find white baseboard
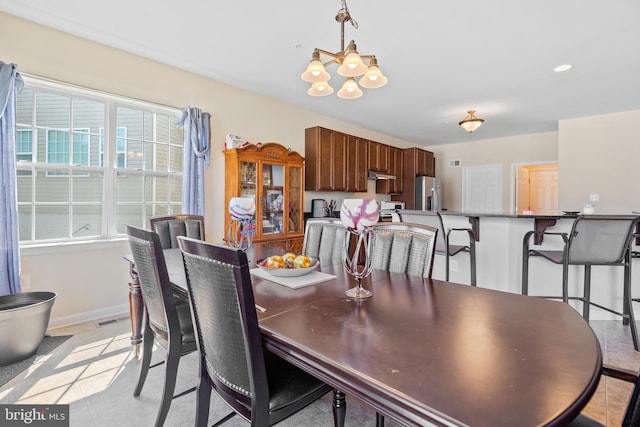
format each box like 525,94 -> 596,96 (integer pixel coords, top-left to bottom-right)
48,304 -> 130,330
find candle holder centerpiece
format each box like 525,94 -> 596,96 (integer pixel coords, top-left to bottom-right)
227,197 -> 256,250
340,199 -> 379,299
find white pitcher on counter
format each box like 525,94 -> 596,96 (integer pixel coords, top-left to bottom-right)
583,204 -> 596,214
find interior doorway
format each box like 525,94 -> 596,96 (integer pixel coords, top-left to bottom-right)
511,162 -> 559,214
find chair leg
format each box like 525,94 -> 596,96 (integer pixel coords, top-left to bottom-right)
194,376 -> 212,427
332,389 -> 346,427
154,344 -> 181,427
583,265 -> 591,322
624,255 -> 640,351
522,246 -> 529,296
445,253 -> 450,281
469,245 -> 477,287
562,261 -> 569,303
134,318 -> 154,396
376,412 -> 385,427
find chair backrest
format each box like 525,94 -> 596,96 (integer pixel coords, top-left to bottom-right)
567,215 -> 640,264
178,236 -> 269,421
150,214 -> 205,249
126,225 -> 179,346
302,218 -> 347,265
397,211 -> 447,253
369,222 -> 438,278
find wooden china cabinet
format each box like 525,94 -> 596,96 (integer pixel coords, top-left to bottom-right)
224,142 -> 305,253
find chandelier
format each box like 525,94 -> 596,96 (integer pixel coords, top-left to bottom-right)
459,110 -> 485,132
301,0 -> 388,99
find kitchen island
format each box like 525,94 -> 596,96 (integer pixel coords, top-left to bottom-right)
397,209 -> 636,321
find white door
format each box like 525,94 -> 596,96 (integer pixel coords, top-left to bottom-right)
462,165 -> 502,213
529,169 -> 559,214
516,167 -> 530,213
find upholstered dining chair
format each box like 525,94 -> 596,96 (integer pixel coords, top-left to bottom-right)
368,222 -> 438,427
369,222 -> 438,279
302,218 -> 347,265
178,236 -> 334,427
522,214 -> 640,351
568,364 -> 640,426
150,214 -> 205,249
125,225 -> 197,427
397,211 -> 476,285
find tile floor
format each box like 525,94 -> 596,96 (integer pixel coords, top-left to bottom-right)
0,318 -> 638,426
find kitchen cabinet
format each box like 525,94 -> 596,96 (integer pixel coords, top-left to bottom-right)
346,134 -> 368,192
368,140 -> 390,173
393,147 -> 436,209
376,146 -> 404,194
305,127 -> 347,191
224,142 -> 304,252
415,148 -> 435,177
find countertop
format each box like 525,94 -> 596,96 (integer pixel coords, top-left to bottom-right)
397,209 -> 580,219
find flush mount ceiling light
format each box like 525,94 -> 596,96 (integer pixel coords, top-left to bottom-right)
301,0 -> 388,99
458,110 -> 485,133
554,64 -> 573,72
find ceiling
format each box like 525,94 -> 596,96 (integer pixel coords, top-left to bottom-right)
2,0 -> 639,146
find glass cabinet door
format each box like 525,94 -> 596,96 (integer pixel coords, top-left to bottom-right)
240,161 -> 257,199
288,166 -> 303,233
261,163 -> 284,236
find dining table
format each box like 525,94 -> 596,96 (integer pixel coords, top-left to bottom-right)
124,244 -> 603,427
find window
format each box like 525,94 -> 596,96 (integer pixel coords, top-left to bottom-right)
16,77 -> 183,243
99,127 -> 127,168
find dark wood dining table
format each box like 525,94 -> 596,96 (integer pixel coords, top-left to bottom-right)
124,245 -> 603,427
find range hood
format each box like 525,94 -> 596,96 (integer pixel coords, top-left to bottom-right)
368,170 -> 396,180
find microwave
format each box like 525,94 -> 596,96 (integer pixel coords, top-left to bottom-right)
380,201 -> 405,210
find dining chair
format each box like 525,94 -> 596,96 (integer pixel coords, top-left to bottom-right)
568,364 -> 640,426
177,236 -> 335,427
368,221 -> 438,427
125,225 -> 197,427
369,222 -> 438,279
150,214 -> 205,249
522,214 -> 640,351
302,218 -> 347,265
397,211 -> 476,285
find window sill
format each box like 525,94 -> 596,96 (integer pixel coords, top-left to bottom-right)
20,237 -> 130,256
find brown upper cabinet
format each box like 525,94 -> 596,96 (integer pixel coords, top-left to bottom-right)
415,148 -> 435,177
376,146 -> 404,195
368,140 -> 390,173
305,127 -> 347,191
346,134 -> 368,192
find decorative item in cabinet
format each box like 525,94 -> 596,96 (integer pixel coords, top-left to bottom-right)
224,142 -> 305,250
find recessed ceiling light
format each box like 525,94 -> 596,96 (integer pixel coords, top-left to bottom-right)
554,64 -> 573,72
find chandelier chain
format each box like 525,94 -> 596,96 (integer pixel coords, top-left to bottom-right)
340,0 -> 358,29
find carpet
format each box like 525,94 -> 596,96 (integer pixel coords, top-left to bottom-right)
0,335 -> 72,388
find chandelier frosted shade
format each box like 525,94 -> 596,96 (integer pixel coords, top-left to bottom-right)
308,81 -> 334,96
359,57 -> 388,89
337,46 -> 368,77
301,51 -> 331,83
459,110 -> 485,132
337,77 -> 363,99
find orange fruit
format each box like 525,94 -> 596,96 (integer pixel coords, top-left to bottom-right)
294,255 -> 311,268
265,255 -> 285,268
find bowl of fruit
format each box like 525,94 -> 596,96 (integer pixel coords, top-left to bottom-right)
256,253 -> 319,277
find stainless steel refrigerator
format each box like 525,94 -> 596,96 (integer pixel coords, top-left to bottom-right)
415,176 -> 442,211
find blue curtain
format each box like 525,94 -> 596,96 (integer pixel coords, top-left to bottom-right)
0,61 -> 23,296
180,107 -> 211,216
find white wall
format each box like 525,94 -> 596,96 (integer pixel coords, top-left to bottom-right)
559,110 -> 640,213
426,132 -> 559,212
